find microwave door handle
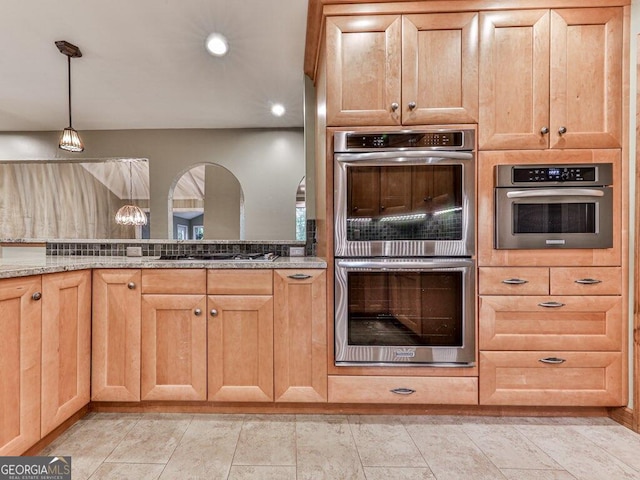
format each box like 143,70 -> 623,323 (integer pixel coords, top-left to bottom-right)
506,189 -> 605,199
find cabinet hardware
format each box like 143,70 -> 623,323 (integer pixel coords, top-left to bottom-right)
540,126 -> 549,135
390,387 -> 416,395
288,273 -> 312,280
194,308 -> 202,316
558,126 -> 567,135
539,357 -> 566,364
391,102 -> 399,112
32,291 -> 42,301
408,101 -> 416,110
210,309 -> 218,317
502,278 -> 528,285
538,301 -> 565,308
575,278 -> 601,285
127,282 -> 136,289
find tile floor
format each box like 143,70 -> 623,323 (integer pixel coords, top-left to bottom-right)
39,413 -> 640,480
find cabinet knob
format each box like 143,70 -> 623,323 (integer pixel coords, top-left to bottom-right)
32,291 -> 42,301
540,126 -> 549,135
210,309 -> 218,317
353,206 -> 359,212
558,126 -> 567,135
408,101 -> 416,110
127,282 -> 136,290
390,102 -> 399,112
194,308 -> 202,316
380,205 -> 386,210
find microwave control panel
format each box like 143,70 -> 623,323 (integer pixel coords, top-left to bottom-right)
512,166 -> 596,183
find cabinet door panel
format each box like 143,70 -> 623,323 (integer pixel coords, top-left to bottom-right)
208,295 -> 274,402
0,276 -> 41,455
348,167 -> 380,217
402,12 -> 478,124
92,269 -> 141,402
379,166 -> 412,215
479,10 -> 550,149
141,295 -> 207,401
274,270 -> 327,402
549,8 -> 622,148
326,15 -> 402,126
41,271 -> 91,437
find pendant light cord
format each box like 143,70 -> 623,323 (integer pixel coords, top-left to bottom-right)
67,55 -> 73,128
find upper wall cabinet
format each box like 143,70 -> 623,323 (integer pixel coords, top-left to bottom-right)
326,13 -> 479,126
479,8 -> 622,150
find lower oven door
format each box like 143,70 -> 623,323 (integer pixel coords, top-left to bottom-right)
495,187 -> 613,249
334,258 -> 475,366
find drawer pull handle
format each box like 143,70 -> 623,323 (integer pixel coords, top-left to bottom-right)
502,278 -> 528,285
390,388 -> 416,395
288,273 -> 311,280
538,301 -> 565,308
539,357 -> 566,364
575,278 -> 602,285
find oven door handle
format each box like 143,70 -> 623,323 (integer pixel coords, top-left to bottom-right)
336,259 -> 472,270
506,188 -> 605,198
335,150 -> 473,163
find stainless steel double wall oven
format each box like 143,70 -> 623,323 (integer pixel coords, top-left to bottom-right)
333,129 -> 476,366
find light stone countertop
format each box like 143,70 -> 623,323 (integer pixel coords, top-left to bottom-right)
0,255 -> 327,279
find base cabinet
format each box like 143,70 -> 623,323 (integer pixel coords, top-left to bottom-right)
0,276 -> 42,456
41,270 -> 91,437
274,270 -> 328,402
92,269 -> 141,402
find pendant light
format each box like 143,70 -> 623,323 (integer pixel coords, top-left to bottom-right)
55,40 -> 84,152
115,160 -> 148,226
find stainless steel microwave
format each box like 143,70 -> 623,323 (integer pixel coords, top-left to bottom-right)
494,164 -> 613,250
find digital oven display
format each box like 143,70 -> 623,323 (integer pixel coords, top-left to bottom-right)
346,132 -> 463,149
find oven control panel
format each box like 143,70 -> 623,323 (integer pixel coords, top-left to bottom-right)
512,166 -> 596,183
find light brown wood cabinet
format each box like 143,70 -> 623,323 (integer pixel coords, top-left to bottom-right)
0,276 -> 41,456
140,269 -> 207,401
325,12 -> 478,126
274,269 -> 327,402
208,270 -> 274,402
41,270 -> 91,437
479,8 -> 622,150
91,269 -> 141,402
479,266 -> 625,406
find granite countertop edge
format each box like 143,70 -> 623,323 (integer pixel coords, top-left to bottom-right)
0,256 -> 328,279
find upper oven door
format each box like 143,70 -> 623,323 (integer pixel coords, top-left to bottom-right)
495,187 -> 613,249
334,151 -> 475,257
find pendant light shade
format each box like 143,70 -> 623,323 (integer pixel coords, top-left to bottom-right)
56,40 -> 84,152
116,160 -> 147,226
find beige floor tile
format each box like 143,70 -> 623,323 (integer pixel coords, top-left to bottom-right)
571,425 -> 640,472
88,463 -> 164,480
105,414 -> 193,464
405,423 -> 505,480
40,413 -> 141,480
233,415 -> 296,466
463,424 -> 561,469
296,415 -> 366,480
159,414 -> 244,480
516,425 -> 640,480
363,466 -> 436,479
501,469 -> 577,480
227,465 -> 296,480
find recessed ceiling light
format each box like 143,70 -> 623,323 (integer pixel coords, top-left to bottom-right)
271,103 -> 286,117
205,33 -> 229,57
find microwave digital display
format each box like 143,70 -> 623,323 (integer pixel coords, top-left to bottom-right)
512,166 -> 596,183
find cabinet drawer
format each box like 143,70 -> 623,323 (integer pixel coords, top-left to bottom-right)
550,267 -> 621,295
479,295 -> 622,351
207,269 -> 273,295
479,351 -> 624,406
142,269 -> 206,294
478,267 -> 549,295
328,375 -> 478,405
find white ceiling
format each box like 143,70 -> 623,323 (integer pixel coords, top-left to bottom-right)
0,0 -> 308,132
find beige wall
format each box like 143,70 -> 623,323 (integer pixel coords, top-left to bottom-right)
0,128 -> 304,240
